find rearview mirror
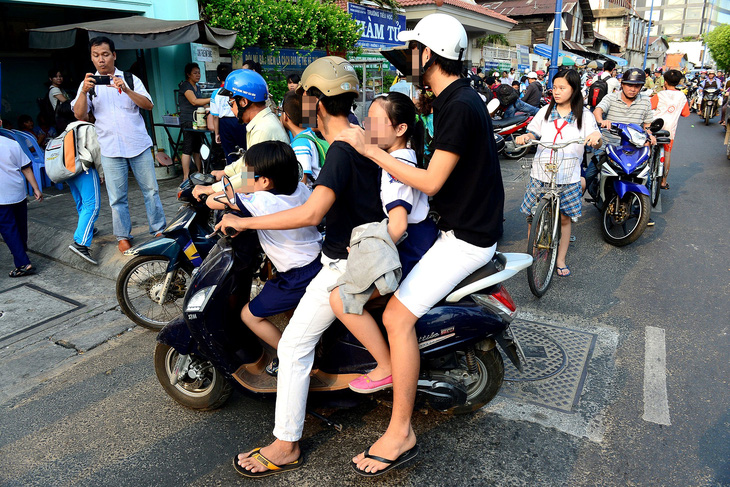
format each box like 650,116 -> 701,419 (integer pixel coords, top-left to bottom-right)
200,144 -> 211,160
222,175 -> 236,207
649,118 -> 664,132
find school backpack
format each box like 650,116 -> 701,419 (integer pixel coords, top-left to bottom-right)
588,79 -> 609,109
294,131 -> 329,170
495,84 -> 519,107
44,121 -> 98,183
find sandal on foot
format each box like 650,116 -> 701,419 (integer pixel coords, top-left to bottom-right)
556,266 -> 571,277
660,183 -> 670,190
349,373 -> 393,393
9,264 -> 34,278
351,444 -> 419,477
232,448 -> 303,478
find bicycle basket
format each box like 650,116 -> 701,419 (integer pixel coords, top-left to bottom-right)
529,148 -> 581,185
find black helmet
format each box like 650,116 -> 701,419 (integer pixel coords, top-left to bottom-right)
622,67 -> 646,85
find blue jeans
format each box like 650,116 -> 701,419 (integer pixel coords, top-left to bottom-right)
102,150 -> 166,240
67,168 -> 100,247
504,99 -> 539,119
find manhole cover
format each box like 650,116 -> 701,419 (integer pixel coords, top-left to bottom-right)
504,326 -> 567,381
0,284 -> 83,343
499,320 -> 597,412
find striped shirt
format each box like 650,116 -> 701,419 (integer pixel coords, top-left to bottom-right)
597,91 -> 653,146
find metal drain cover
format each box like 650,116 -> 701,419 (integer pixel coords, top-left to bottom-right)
0,284 -> 83,343
499,320 -> 597,412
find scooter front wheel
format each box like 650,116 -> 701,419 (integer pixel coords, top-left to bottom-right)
154,343 -> 232,410
601,192 -> 650,246
116,255 -> 192,331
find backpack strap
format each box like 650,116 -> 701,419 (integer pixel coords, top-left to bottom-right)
123,71 -> 135,91
294,132 -> 329,169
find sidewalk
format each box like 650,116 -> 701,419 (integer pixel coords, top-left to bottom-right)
19,174 -> 183,281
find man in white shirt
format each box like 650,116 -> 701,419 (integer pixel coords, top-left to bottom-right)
72,36 -> 166,253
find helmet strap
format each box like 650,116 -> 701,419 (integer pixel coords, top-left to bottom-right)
417,43 -> 433,90
236,97 -> 253,125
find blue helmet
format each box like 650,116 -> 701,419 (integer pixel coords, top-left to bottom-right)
220,69 -> 268,102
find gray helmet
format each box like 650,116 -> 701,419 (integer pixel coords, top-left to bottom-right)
622,68 -> 646,85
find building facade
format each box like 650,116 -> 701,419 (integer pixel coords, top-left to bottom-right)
634,0 -> 730,39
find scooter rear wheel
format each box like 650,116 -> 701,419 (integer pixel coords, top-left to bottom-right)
447,347 -> 504,415
117,256 -> 192,331
154,343 -> 232,410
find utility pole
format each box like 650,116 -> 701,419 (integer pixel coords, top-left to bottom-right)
642,0 -> 654,70
548,0 -> 564,89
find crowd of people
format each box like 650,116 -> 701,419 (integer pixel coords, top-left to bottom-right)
0,10 -> 719,479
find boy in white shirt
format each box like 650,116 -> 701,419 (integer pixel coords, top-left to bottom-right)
650,69 -> 690,190
206,141 -> 322,373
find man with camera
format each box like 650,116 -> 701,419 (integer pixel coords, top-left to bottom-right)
72,36 -> 166,253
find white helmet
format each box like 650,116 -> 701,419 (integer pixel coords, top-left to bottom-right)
398,13 -> 467,61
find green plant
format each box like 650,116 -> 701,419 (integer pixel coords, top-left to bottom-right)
705,24 -> 730,71
476,34 -> 510,48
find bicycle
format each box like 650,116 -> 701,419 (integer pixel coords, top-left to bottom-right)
519,138 -> 584,297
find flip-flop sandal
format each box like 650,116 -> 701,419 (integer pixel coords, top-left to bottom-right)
351,444 -> 419,477
660,183 -> 670,190
556,266 -> 571,277
9,264 -> 34,278
232,447 -> 304,478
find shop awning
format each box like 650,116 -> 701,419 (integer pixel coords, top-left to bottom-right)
602,53 -> 628,67
533,43 -> 565,58
28,16 -> 237,50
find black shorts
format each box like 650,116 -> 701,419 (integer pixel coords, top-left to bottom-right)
180,120 -> 203,156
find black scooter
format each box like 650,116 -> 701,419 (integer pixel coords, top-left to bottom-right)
154,182 -> 532,415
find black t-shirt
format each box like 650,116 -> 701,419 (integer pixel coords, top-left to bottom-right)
314,141 -> 382,259
431,78 -> 504,247
178,80 -> 202,122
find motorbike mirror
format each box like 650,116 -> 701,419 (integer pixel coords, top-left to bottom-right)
649,119 -> 664,132
190,172 -> 217,186
222,175 -> 236,207
200,144 -> 211,160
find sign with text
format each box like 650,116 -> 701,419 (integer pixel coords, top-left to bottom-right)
348,3 -> 406,50
239,47 -> 327,72
517,45 -> 530,66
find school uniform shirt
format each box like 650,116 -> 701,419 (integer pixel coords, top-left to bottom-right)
71,68 -> 153,158
527,106 -> 599,184
209,88 -> 235,119
380,148 -> 429,224
291,129 -> 321,182
650,90 -> 690,140
431,78 -> 504,248
235,182 -> 322,272
314,141 -> 383,260
0,137 -> 32,205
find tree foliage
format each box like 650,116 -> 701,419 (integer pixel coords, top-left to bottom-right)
201,0 -> 363,54
705,24 -> 730,71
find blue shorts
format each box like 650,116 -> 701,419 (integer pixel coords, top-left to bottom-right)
248,257 -> 322,318
398,218 -> 439,280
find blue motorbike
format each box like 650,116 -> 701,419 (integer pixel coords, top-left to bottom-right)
116,173 -> 218,330
152,186 -> 532,413
588,122 -> 657,246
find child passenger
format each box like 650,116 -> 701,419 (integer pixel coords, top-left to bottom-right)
515,68 -> 602,277
329,92 -> 438,393
206,141 -> 323,374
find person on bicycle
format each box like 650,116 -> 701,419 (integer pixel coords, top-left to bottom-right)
515,68 -> 601,277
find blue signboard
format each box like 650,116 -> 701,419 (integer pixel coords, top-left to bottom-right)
348,3 -> 406,50
239,47 -> 327,71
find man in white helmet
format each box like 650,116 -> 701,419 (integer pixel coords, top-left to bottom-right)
338,13 -> 505,476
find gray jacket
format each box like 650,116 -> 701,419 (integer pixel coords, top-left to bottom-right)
329,219 -> 401,315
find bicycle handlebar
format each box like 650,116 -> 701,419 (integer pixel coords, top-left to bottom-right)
515,138 -> 585,150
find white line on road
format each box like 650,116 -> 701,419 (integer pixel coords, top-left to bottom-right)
643,326 -> 671,425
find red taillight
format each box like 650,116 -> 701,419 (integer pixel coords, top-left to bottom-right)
177,190 -> 183,199
491,284 -> 516,312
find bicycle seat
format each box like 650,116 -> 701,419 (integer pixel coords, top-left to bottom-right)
492,115 -> 528,130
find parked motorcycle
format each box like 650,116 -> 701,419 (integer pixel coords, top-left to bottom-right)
587,122 -> 658,246
154,181 -> 533,413
116,173 -> 218,331
700,87 -> 721,125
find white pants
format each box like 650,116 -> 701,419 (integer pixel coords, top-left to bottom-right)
273,254 -> 346,442
395,230 -> 497,318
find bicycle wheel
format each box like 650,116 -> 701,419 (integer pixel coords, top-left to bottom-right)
650,150 -> 661,207
527,197 -> 560,297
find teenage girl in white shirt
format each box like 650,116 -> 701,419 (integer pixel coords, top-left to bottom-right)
515,69 -> 602,276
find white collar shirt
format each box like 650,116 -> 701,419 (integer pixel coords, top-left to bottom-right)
71,68 -> 153,158
0,136 -> 32,205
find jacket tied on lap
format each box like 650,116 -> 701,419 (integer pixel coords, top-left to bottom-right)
329,219 -> 402,315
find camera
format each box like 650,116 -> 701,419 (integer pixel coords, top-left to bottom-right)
90,75 -> 112,85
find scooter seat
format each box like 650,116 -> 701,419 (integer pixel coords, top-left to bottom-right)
449,253 -> 508,296
492,115 -> 528,130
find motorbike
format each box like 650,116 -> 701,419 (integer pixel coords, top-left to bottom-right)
700,87 -> 721,125
116,172 -> 218,331
587,121 -> 662,246
487,99 -> 534,159
153,180 -> 533,414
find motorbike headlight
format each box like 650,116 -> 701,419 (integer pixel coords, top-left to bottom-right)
627,127 -> 647,147
185,285 -> 216,313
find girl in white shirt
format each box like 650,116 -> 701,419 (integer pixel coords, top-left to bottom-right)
330,92 -> 438,393
516,69 -> 602,277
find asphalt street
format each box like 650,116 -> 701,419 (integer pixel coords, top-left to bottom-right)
0,114 -> 728,486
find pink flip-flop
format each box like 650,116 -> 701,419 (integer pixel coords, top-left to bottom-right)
349,374 -> 393,394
